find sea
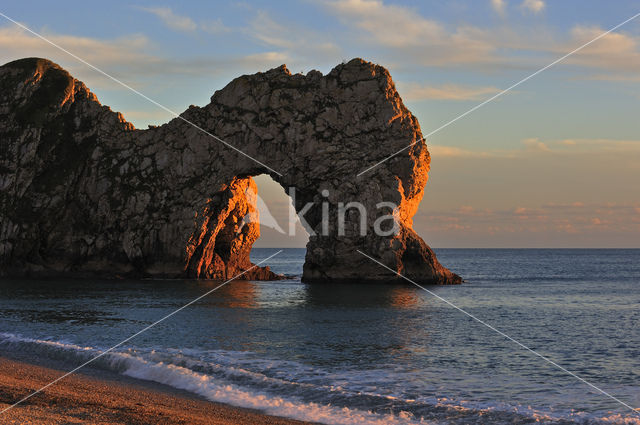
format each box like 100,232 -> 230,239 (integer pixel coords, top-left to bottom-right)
0,248 -> 638,424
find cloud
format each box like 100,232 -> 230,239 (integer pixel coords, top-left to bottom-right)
0,25 -> 156,75
398,82 -> 501,101
325,0 -> 499,67
137,7 -> 231,34
577,74 -> 640,82
419,201 -> 640,240
520,137 -> 640,154
554,138 -> 640,152
561,26 -> 640,75
428,137 -> 640,161
239,51 -> 289,65
521,0 -> 545,14
324,0 -> 640,77
327,0 -> 443,48
428,144 -> 525,159
248,11 -> 297,49
419,138 -> 640,247
246,10 -> 341,66
0,24 -> 290,89
429,139 -> 547,158
121,109 -> 174,125
201,18 -> 232,34
427,145 -> 496,158
518,24 -> 640,77
491,0 -> 507,17
522,138 -> 551,152
132,6 -> 339,67
138,7 -> 198,32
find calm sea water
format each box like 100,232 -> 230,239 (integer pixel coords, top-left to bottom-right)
0,249 -> 639,424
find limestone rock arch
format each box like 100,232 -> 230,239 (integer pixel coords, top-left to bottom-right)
0,57 -> 460,284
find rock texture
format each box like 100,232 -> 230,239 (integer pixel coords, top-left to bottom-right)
0,57 -> 461,284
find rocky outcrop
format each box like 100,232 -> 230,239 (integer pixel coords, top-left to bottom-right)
0,57 -> 461,284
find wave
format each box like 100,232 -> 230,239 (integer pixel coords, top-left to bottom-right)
0,332 -> 428,424
0,332 -> 638,425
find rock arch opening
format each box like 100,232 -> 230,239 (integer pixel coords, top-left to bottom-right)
251,174 -> 310,249
183,174 -> 310,281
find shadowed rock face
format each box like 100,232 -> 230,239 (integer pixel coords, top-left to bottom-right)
0,57 -> 461,284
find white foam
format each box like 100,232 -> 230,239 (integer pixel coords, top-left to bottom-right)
120,359 -> 429,425
0,333 -> 427,425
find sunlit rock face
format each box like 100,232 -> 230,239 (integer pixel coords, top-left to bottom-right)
0,57 -> 460,284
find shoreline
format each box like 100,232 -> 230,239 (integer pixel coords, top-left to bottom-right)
0,353 -> 316,425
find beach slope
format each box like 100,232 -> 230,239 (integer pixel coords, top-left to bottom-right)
0,357 -> 314,425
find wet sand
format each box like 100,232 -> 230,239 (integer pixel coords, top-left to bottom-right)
0,356 -> 315,424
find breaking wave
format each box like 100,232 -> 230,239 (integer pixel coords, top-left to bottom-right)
0,332 -> 637,425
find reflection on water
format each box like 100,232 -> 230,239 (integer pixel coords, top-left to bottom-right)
0,277 -> 432,365
201,279 -> 259,309
389,286 -> 420,309
303,283 -> 420,308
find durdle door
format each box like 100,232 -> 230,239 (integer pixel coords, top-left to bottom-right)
0,57 -> 460,284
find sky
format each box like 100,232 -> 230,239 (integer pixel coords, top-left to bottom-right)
1,0 -> 639,247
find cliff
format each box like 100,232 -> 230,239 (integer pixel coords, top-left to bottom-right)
0,57 -> 461,284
